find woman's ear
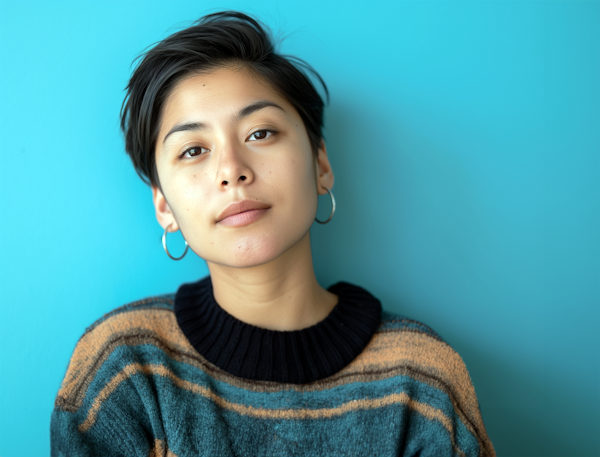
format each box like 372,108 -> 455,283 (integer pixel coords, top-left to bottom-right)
315,139 -> 334,195
152,185 -> 179,232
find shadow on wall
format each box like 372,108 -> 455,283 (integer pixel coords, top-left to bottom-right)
310,99 -> 591,457
449,333 -> 576,457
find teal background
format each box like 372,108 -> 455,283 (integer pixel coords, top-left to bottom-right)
1,1 -> 598,455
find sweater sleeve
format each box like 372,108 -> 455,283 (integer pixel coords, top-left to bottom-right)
49,305 -> 170,457
50,354 -> 163,457
371,312 -> 496,457
50,405 -> 154,457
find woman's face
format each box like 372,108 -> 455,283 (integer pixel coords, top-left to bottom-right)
153,66 -> 333,268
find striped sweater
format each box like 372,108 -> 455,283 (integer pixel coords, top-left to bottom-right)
51,278 -> 495,456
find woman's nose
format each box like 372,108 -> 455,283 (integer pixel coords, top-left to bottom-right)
215,143 -> 254,189
221,174 -> 247,186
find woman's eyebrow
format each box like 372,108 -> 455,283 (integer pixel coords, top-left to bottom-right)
163,121 -> 207,144
162,100 -> 286,144
236,100 -> 285,120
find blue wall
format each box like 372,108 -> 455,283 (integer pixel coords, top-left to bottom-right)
1,1 -> 598,455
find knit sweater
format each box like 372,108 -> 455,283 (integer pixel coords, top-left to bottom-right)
51,277 -> 495,457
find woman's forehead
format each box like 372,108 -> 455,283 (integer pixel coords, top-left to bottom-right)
162,67 -> 292,123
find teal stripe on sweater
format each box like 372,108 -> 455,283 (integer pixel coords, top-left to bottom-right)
66,375 -> 480,457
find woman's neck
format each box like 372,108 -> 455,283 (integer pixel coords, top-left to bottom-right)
207,231 -> 338,331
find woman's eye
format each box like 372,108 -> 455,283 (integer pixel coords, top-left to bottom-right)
248,129 -> 275,141
182,146 -> 208,158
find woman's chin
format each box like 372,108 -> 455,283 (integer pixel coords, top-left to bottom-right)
200,237 -> 287,269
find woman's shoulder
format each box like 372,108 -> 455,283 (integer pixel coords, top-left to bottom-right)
378,310 -> 446,341
82,292 -> 177,334
54,292 -> 188,412
72,292 -> 182,353
339,309 -> 495,456
368,310 -> 470,379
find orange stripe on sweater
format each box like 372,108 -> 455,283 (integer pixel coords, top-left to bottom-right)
149,439 -> 178,457
58,309 -> 193,402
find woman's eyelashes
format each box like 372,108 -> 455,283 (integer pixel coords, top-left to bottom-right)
180,145 -> 209,159
247,129 -> 277,141
178,129 -> 278,159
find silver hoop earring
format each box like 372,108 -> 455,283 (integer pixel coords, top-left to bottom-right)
162,223 -> 189,260
315,187 -> 336,224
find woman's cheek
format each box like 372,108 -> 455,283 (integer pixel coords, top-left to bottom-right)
174,178 -> 212,241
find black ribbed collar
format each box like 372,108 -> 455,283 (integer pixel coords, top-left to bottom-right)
174,276 -> 382,384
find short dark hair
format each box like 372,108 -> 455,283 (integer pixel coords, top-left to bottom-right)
120,10 -> 329,188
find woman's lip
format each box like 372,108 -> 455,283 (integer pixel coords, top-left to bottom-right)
217,200 -> 271,222
217,208 -> 269,227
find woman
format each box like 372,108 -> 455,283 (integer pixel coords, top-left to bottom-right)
51,11 -> 495,456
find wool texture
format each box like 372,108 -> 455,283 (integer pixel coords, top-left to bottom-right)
51,278 -> 495,457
